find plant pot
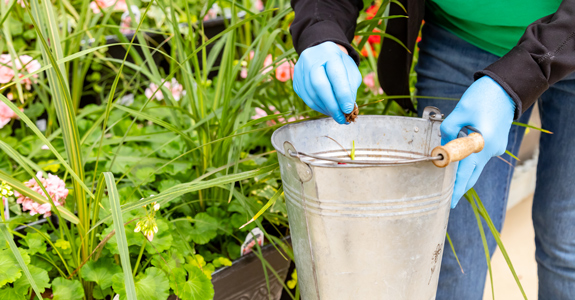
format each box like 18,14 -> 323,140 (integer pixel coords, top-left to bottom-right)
211,236 -> 292,300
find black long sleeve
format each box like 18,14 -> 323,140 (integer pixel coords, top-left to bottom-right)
289,0 -> 363,64
475,0 -> 575,119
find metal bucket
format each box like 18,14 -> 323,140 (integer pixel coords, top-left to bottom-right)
271,107 -> 457,300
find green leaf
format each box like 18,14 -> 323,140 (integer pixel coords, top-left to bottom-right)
471,189 -> 528,299
512,121 -> 553,134
24,233 -> 47,255
93,286 -> 113,299
173,265 -> 214,300
0,248 -> 30,287
80,257 -> 122,290
189,213 -> 219,245
51,278 -> 84,300
466,193 -> 494,300
24,102 -> 45,120
212,257 -> 232,268
13,265 -> 51,295
0,287 -> 26,300
103,172 -> 137,300
134,167 -> 156,185
112,267 -> 170,300
240,186 -> 283,229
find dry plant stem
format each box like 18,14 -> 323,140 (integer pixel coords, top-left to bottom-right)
66,218 -> 141,279
345,104 -> 359,123
323,136 -> 351,157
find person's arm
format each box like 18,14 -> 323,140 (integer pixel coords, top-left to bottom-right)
290,0 -> 364,64
475,0 -> 575,119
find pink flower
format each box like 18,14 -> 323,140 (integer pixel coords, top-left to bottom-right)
14,172 -> 68,218
17,55 -> 41,90
363,72 -> 376,89
363,72 -> 383,95
262,54 -> 273,75
0,66 -> 14,84
240,67 -> 248,79
203,8 -> 218,21
253,0 -> 264,11
0,101 -> 21,129
145,78 -> 185,101
119,5 -> 140,34
120,16 -> 132,34
89,0 -> 127,14
275,60 -> 294,82
3,0 -> 25,7
0,55 -> 41,90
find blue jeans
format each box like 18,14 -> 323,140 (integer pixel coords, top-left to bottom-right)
415,22 -> 575,300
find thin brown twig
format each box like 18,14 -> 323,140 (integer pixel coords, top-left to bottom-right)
66,218 -> 141,279
323,136 -> 351,158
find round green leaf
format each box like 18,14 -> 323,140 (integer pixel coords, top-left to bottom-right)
174,265 -> 214,300
0,286 -> 26,300
189,213 -> 219,245
52,278 -> 84,300
113,267 -> 170,300
80,257 -> 122,290
0,248 -> 30,287
13,265 -> 51,295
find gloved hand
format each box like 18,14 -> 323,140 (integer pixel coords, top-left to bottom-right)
441,76 -> 516,208
293,42 -> 362,124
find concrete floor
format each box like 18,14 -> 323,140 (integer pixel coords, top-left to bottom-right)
483,195 -> 538,300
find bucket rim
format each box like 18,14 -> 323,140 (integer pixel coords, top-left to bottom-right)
271,115 -> 438,168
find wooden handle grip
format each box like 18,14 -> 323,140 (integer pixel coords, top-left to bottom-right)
432,132 -> 484,168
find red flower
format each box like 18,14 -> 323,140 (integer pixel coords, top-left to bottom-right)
366,4 -> 379,20
368,29 -> 381,44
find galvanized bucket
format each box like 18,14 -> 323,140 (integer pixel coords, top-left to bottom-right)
271,107 -> 481,300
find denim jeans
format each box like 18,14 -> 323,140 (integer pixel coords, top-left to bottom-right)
415,21 -> 575,300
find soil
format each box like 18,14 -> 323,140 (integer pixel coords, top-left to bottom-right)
345,105 -> 359,123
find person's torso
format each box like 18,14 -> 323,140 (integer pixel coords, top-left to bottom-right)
426,0 -> 562,56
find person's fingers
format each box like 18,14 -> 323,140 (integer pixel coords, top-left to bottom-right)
304,68 -> 329,114
451,156 -> 477,208
293,63 -> 328,115
325,57 -> 356,114
440,111 -> 467,146
342,54 -> 363,97
310,65 -> 347,124
464,158 -> 488,192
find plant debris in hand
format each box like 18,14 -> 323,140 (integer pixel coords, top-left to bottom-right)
345,104 -> 359,123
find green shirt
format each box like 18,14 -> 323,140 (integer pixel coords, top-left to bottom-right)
426,0 -> 562,57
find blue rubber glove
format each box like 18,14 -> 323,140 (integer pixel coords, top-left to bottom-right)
293,42 -> 362,124
441,76 -> 516,208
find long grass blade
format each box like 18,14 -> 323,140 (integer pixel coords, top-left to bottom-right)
103,172 -> 137,300
239,186 -> 283,229
512,122 -> 552,134
466,192 -> 494,300
471,189 -> 528,299
445,232 -> 464,274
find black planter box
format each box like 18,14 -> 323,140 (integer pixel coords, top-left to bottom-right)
211,236 -> 292,300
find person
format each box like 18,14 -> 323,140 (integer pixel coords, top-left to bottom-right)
289,0 -> 575,298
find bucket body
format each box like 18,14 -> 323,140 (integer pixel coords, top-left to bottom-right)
271,111 -> 456,300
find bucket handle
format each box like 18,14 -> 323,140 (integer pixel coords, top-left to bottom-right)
431,132 -> 484,168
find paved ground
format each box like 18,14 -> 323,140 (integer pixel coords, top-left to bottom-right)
483,195 -> 538,299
